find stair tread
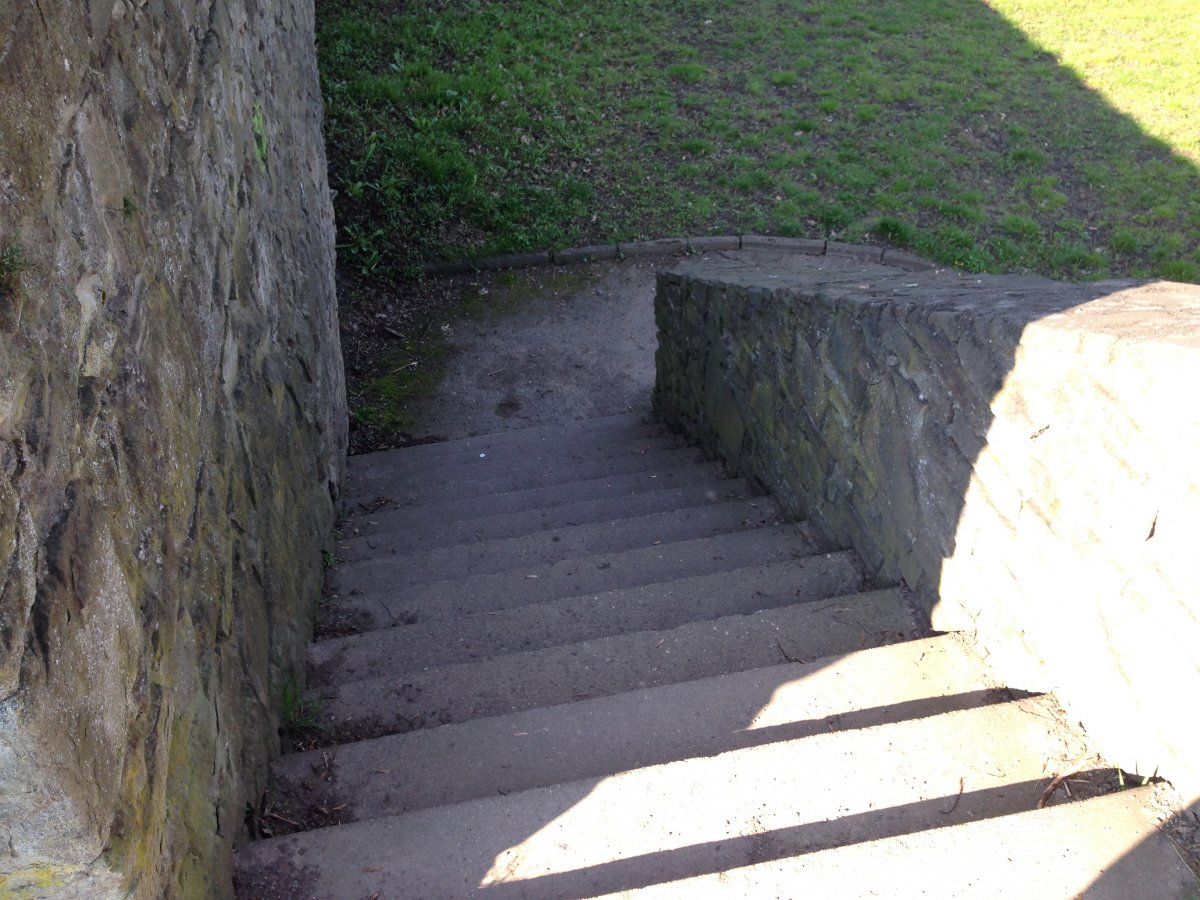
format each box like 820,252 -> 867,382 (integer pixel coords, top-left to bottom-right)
336,478 -> 756,559
243,414 -> 1196,900
323,524 -> 819,633
237,693 -> 1114,899
328,497 -> 781,594
310,552 -> 864,685
598,785 -> 1195,899
348,413 -> 664,473
279,634 -> 999,820
342,461 -> 728,531
346,441 -> 706,502
310,588 -> 924,744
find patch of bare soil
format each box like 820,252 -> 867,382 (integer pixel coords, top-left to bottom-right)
1163,806 -> 1200,883
232,845 -> 322,899
246,753 -> 350,840
314,598 -> 374,641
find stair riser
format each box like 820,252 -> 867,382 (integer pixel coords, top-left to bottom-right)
237,698 -> 1095,899
590,786 -> 1190,899
276,635 -> 996,820
346,444 -> 705,502
341,462 -> 727,534
309,552 -> 864,685
348,414 -> 665,473
310,590 -> 922,746
329,499 -> 781,593
323,526 -> 817,634
336,479 -> 755,560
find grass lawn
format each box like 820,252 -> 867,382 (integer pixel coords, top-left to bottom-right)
317,0 -> 1200,447
318,0 -> 1200,280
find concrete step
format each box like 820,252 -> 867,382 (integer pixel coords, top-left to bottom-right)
598,786 -> 1196,899
328,497 -> 781,594
277,634 -> 1002,821
346,440 -> 705,503
326,524 -> 820,633
336,478 -> 757,560
310,588 -> 924,744
342,461 -> 728,534
347,413 -> 667,475
235,695 -> 1098,899
309,551 -> 865,685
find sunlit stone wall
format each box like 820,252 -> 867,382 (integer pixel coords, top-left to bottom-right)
654,254 -> 1200,800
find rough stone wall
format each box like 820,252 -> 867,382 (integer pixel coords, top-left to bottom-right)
0,1 -> 345,896
654,255 -> 1200,800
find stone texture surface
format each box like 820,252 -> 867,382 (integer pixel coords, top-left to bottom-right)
553,243 -> 619,264
0,1 -> 344,896
654,255 -> 1200,800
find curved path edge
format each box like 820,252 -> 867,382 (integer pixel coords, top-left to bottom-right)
420,235 -> 938,277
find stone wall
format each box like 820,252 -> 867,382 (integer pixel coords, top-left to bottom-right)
654,254 -> 1200,801
0,1 -> 345,896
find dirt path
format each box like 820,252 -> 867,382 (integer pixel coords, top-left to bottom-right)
408,257 -> 665,440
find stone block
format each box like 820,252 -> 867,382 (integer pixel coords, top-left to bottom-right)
687,236 -> 741,253
825,241 -> 884,263
741,235 -> 826,255
653,255 -> 1200,800
553,244 -> 619,264
617,238 -> 687,258
881,248 -> 938,272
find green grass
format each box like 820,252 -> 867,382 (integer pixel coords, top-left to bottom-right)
318,0 -> 1200,446
0,242 -> 27,296
280,677 -> 322,732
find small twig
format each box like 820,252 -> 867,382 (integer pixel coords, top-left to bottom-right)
375,599 -> 402,627
940,777 -> 965,814
775,639 -> 803,664
1038,752 -> 1092,809
267,812 -> 303,827
1036,772 -> 1075,806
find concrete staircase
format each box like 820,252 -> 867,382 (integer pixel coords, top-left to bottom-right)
234,413 -> 1196,898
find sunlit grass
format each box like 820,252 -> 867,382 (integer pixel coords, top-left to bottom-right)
317,0 -> 1200,283
992,0 -> 1200,163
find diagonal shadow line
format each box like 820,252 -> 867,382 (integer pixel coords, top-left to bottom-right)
296,686 -> 1040,822
722,687 -> 1040,756
474,775 -> 1107,900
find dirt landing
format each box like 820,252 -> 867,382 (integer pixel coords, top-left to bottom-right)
410,257 -> 664,440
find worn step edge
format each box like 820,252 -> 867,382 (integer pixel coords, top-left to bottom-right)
345,443 -> 708,502
348,413 -> 665,472
594,785 -> 1193,899
336,478 -> 758,560
236,695 -> 1082,898
342,460 -> 729,532
348,426 -> 688,486
348,432 -> 695,489
320,524 -> 819,635
276,634 -> 1003,821
309,550 -> 864,685
309,587 -> 925,745
328,497 -> 782,592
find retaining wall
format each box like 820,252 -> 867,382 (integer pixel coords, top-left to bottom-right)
654,254 -> 1200,799
0,1 -> 344,895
